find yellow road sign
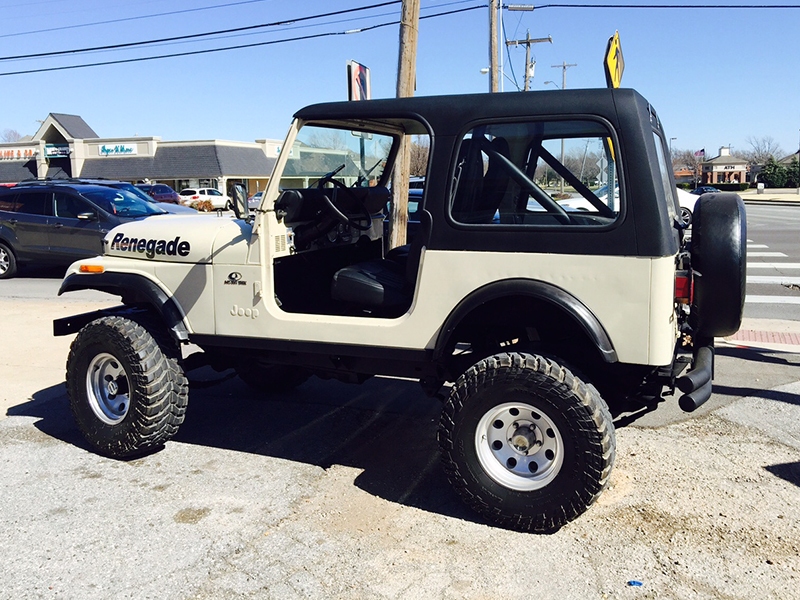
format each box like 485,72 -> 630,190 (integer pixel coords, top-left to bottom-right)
604,31 -> 624,89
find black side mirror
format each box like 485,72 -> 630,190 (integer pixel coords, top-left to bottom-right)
77,212 -> 97,221
230,184 -> 249,220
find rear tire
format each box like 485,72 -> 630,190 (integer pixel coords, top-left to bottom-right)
66,316 -> 188,458
679,206 -> 692,227
0,242 -> 17,279
438,352 -> 615,533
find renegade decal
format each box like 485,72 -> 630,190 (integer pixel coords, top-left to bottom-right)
109,233 -> 190,259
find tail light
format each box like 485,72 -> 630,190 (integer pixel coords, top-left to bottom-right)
675,270 -> 692,304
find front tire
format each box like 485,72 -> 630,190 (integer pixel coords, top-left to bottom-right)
0,242 -> 17,279
66,316 -> 188,458
438,352 -> 615,533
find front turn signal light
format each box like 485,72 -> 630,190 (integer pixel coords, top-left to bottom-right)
79,265 -> 105,273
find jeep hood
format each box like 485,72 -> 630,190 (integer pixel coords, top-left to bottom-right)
103,214 -> 251,264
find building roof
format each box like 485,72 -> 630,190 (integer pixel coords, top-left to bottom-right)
48,113 -> 99,139
0,160 -> 38,181
79,143 -> 275,180
703,155 -> 745,166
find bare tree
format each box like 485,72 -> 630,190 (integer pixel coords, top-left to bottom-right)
305,130 -> 347,150
673,149 -> 704,184
2,129 -> 22,142
409,136 -> 429,177
740,135 -> 784,165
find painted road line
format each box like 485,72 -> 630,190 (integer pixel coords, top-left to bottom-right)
747,263 -> 800,269
745,295 -> 800,304
746,276 -> 800,284
747,244 -> 769,249
748,252 -> 788,257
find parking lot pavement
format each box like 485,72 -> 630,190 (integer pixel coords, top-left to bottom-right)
1,293 -> 799,599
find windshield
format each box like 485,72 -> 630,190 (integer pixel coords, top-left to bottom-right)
82,187 -> 165,217
282,125 -> 394,189
114,182 -> 155,203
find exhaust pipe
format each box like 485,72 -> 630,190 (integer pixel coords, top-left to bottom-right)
676,342 -> 714,412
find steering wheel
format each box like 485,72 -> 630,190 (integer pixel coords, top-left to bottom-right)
316,165 -> 373,231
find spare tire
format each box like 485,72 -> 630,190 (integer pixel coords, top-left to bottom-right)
689,193 -> 746,338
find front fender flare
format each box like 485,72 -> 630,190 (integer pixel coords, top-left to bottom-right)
56,272 -> 189,342
433,278 -> 618,363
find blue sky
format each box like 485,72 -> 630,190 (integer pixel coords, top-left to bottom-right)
2,0 -> 799,159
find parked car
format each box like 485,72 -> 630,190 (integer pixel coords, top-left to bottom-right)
18,178 -> 197,215
691,186 -> 721,195
0,182 -> 166,278
137,183 -> 180,204
247,191 -> 263,210
178,187 -> 231,209
676,187 -> 699,226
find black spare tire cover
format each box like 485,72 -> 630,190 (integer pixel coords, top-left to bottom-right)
689,193 -> 746,338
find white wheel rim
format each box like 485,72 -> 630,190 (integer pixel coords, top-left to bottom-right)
475,402 -> 564,491
86,352 -> 131,425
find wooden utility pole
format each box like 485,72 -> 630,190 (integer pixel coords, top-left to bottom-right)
506,32 -> 552,91
389,0 -> 420,249
489,0 -> 498,92
551,61 -> 577,193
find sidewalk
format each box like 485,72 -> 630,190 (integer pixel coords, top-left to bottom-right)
739,187 -> 800,205
721,317 -> 800,353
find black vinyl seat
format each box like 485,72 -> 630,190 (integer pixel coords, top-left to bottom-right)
331,210 -> 432,311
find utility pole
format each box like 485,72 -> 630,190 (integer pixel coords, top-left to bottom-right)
489,0 -> 498,92
551,61 -> 576,193
506,32 -> 552,91
389,0 -> 420,249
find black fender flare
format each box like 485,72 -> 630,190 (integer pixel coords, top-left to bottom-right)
689,193 -> 746,338
56,272 -> 189,342
433,278 -> 618,363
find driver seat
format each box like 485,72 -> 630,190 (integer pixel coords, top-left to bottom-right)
331,210 -> 432,313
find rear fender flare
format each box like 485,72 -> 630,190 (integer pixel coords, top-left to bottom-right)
433,278 -> 618,363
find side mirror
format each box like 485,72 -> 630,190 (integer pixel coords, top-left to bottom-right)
77,212 -> 97,221
230,184 -> 249,220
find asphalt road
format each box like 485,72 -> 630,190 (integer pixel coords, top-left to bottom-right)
0,217 -> 798,599
743,204 -> 800,321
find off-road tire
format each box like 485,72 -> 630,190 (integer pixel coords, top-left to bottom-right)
690,192 -> 746,337
438,352 -> 615,533
66,316 -> 188,458
236,361 -> 311,393
0,242 -> 17,279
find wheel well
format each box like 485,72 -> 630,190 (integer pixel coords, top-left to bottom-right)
438,293 -> 613,382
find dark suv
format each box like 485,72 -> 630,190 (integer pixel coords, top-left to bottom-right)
0,182 -> 165,278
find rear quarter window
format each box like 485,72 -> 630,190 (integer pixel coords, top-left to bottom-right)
449,119 -> 621,229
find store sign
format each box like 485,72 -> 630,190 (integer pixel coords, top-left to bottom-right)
0,147 -> 38,160
45,144 -> 71,157
99,144 -> 138,156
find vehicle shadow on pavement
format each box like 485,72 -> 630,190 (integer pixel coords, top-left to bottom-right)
716,346 -> 800,368
711,384 -> 800,408
764,462 -> 800,489
6,383 -> 94,453
12,374 -> 484,527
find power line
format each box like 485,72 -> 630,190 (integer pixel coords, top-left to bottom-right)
518,3 -> 800,9
0,0 -> 278,39
0,5 -> 484,77
0,1 -> 402,62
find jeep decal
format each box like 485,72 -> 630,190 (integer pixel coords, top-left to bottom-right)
109,233 -> 190,259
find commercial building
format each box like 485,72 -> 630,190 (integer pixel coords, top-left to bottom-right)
0,113 -> 282,196
701,146 -> 748,185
